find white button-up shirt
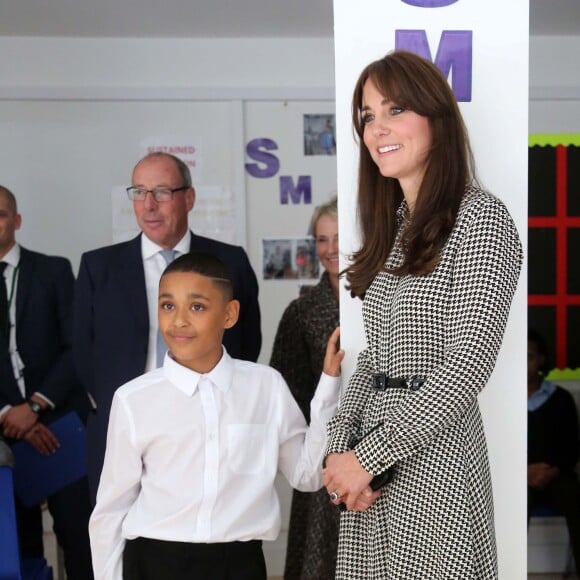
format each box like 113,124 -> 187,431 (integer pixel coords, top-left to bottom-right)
89,348 -> 340,580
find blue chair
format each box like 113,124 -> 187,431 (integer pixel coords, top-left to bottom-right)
0,440 -> 52,580
20,560 -> 52,580
0,438 -> 21,580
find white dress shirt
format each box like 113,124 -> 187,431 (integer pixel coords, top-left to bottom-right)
141,231 -> 191,372
89,348 -> 340,580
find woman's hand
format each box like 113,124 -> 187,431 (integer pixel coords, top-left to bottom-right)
323,450 -> 374,511
323,327 -> 345,377
350,486 -> 382,512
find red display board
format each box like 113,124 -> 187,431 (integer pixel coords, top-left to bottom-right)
529,135 -> 580,378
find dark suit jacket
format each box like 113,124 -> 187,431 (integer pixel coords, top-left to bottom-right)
73,232 -> 261,495
0,247 -> 91,429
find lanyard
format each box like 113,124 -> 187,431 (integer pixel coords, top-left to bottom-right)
5,263 -> 24,388
6,263 -> 19,313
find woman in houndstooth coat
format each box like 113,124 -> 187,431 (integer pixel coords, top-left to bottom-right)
322,51 -> 523,579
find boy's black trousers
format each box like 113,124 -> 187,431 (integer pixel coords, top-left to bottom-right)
123,536 -> 267,580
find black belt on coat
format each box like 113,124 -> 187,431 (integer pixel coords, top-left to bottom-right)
371,373 -> 425,392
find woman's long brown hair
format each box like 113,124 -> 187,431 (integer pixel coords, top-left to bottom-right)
343,50 -> 476,299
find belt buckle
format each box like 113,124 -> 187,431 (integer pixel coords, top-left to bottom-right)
373,373 -> 424,391
372,372 -> 388,391
409,375 -> 424,391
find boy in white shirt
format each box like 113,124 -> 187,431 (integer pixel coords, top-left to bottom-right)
89,251 -> 345,580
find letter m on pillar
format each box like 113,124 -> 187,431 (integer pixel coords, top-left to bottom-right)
395,30 -> 472,102
279,176 -> 312,205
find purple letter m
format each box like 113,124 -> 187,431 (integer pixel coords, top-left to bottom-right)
279,176 -> 312,205
395,30 -> 472,102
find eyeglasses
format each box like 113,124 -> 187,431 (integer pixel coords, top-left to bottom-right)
126,186 -> 189,203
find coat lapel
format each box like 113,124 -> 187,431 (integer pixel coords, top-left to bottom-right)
114,235 -> 149,333
14,247 -> 34,325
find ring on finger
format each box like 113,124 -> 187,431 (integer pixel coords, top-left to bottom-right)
329,491 -> 340,502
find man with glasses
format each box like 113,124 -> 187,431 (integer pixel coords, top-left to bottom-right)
73,153 -> 261,500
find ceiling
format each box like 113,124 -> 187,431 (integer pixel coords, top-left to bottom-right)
0,0 -> 578,38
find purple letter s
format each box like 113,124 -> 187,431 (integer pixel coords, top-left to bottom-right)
245,138 -> 280,178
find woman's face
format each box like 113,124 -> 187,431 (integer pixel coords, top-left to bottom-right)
315,214 -> 339,278
361,79 -> 432,202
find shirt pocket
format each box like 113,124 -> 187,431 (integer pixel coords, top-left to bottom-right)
227,424 -> 266,475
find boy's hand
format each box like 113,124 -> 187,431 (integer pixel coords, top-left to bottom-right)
323,327 -> 345,377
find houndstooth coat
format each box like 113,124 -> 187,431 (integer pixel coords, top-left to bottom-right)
326,187 -> 523,579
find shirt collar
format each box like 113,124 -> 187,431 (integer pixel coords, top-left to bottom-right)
528,379 -> 557,412
1,243 -> 20,268
141,231 -> 191,260
163,346 -> 233,396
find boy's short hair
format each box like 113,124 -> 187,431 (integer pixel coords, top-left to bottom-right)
162,252 -> 234,301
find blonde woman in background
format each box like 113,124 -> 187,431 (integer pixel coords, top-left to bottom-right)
270,197 -> 340,579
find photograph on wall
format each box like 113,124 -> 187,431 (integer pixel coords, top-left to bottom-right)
262,238 -> 319,280
303,114 -> 336,156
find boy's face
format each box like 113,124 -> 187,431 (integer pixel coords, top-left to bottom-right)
158,271 -> 239,373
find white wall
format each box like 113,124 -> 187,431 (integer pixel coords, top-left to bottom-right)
530,36 -> 580,96
0,37 -> 335,96
529,36 -> 580,132
1,35 -> 579,95
1,35 -> 579,136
